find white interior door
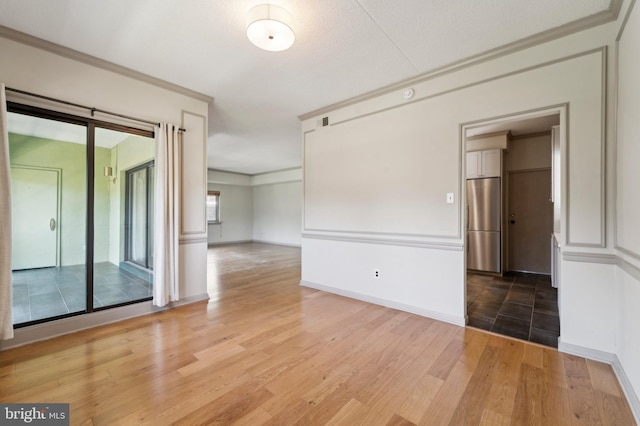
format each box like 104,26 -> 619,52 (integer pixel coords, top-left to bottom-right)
11,166 -> 60,270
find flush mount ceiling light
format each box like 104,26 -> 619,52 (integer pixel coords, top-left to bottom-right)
246,4 -> 295,52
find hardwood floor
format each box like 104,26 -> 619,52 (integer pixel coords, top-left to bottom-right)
0,242 -> 635,425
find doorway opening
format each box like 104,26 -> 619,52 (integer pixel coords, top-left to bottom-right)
462,108 -> 563,348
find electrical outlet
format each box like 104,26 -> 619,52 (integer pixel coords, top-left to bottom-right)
374,269 -> 380,278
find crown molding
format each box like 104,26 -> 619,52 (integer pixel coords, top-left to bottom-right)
0,25 -> 213,104
299,1 -> 623,121
252,166 -> 302,177
616,0 -> 637,41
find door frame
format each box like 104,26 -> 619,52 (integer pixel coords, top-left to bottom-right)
460,104 -> 567,320
10,164 -> 62,269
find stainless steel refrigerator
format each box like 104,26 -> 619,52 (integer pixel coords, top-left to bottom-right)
467,177 -> 501,273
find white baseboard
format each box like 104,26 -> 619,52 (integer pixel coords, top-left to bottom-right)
0,293 -> 210,351
207,240 -> 253,246
300,280 -> 466,327
558,339 -> 617,363
559,339 -> 640,424
253,239 -> 301,248
612,355 -> 640,425
207,239 -> 301,248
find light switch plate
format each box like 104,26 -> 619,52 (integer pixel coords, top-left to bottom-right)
446,193 -> 454,204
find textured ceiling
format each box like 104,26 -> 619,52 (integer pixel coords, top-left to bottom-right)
0,0 -> 613,174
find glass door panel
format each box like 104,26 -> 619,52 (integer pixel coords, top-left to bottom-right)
93,128 -> 154,309
8,112 -> 87,324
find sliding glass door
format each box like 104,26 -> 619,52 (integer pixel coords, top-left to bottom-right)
9,103 -> 155,325
8,111 -> 87,323
92,127 -> 155,310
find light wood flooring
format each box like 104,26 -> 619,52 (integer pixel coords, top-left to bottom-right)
0,242 -> 635,425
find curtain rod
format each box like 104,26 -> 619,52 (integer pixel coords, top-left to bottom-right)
5,87 -> 186,132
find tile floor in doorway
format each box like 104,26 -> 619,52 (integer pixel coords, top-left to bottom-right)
467,272 -> 560,348
11,262 -> 152,324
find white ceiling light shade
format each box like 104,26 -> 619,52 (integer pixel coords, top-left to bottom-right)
246,4 -> 295,52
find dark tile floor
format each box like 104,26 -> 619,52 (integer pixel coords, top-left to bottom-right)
466,272 -> 560,348
11,262 -> 152,325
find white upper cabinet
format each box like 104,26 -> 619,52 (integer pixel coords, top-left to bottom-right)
466,151 -> 481,178
466,149 -> 501,179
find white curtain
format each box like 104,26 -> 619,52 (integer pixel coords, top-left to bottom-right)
0,84 -> 13,339
153,123 -> 181,306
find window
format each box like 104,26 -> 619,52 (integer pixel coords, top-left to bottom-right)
207,191 -> 220,224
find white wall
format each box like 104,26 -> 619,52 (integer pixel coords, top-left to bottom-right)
207,168 -> 302,247
253,181 -> 302,246
207,183 -> 253,244
301,3 -> 640,418
615,0 -> 640,415
0,33 -> 209,347
302,25 -> 609,328
616,266 -> 640,415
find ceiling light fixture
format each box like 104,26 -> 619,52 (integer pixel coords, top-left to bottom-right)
246,4 -> 295,52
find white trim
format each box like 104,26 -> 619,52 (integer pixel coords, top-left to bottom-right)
207,239 -> 253,246
252,239 -> 301,248
302,232 -> 463,251
251,179 -> 302,187
559,250 -> 640,279
0,294 -> 210,351
561,251 -> 617,264
206,240 -> 301,248
179,237 -> 208,244
558,339 -> 617,363
618,255 -> 640,281
612,354 -> 640,424
616,0 -> 637,41
0,25 -> 213,103
563,47 -> 607,248
299,0 -> 621,121
617,245 -> 640,262
180,111 -> 208,237
251,166 -> 302,177
300,280 -> 466,327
